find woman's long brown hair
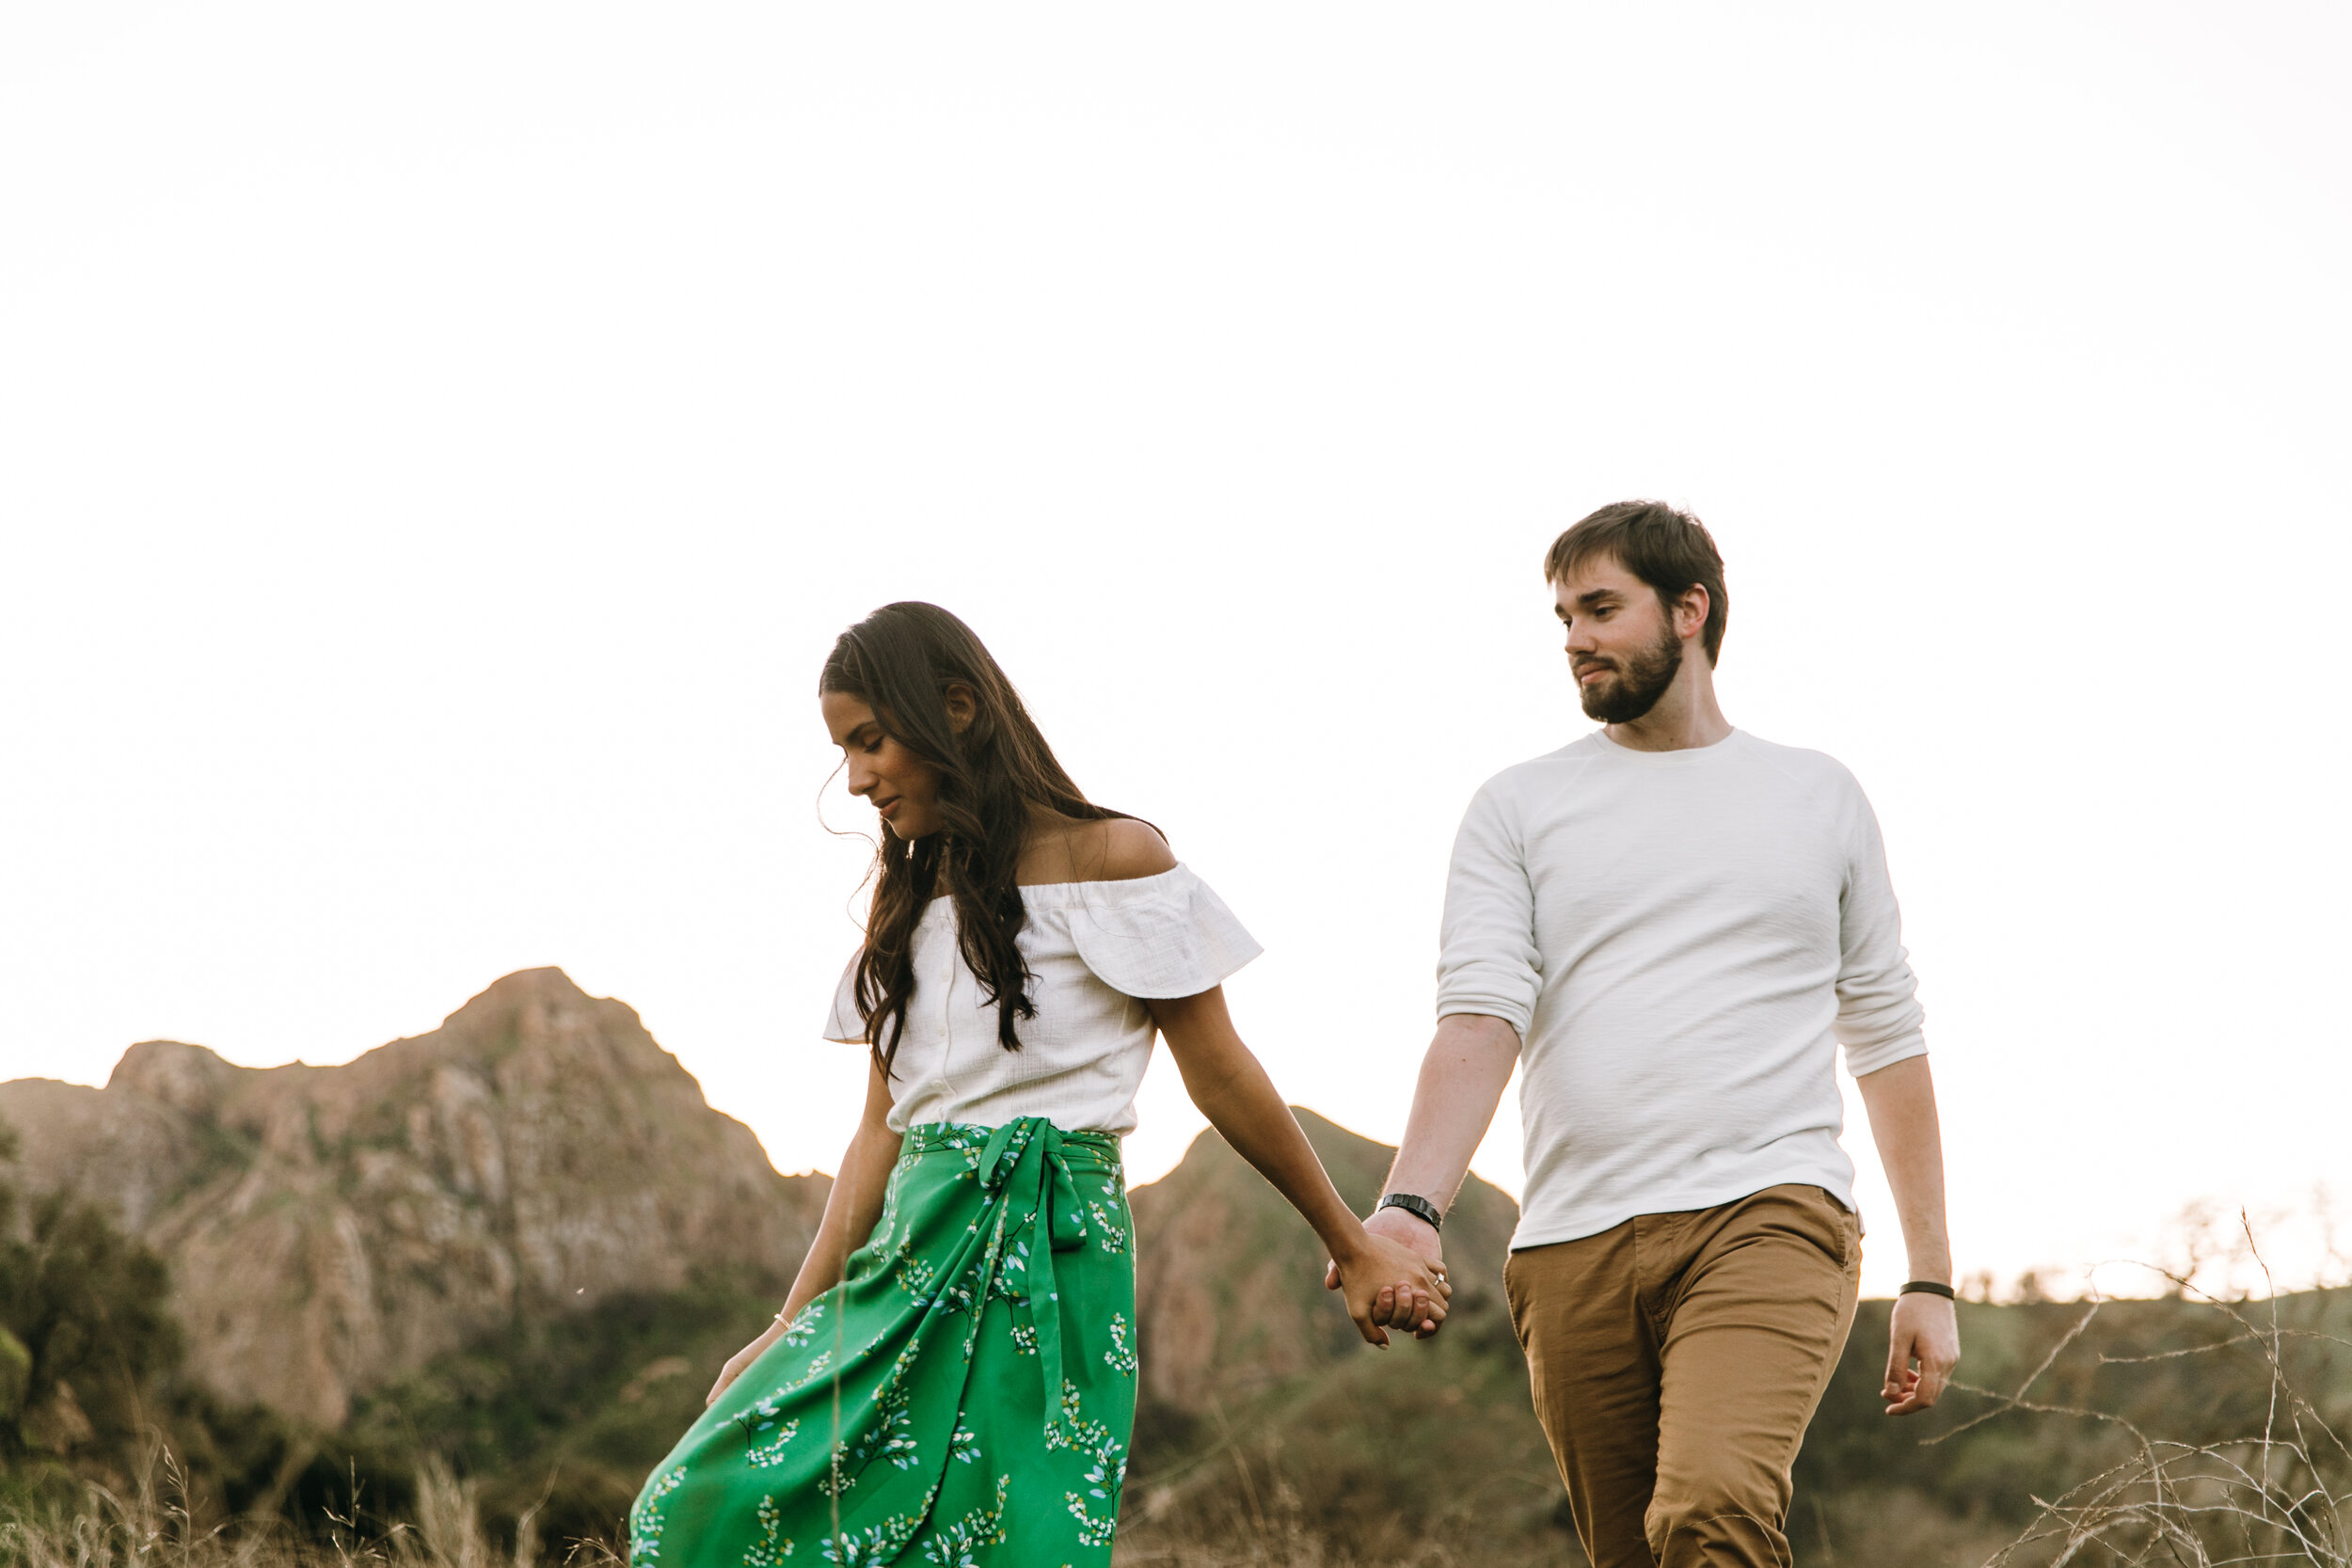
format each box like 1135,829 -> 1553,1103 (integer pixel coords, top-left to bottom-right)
820,602 -> 1129,1079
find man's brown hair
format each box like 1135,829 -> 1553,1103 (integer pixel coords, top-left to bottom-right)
1543,499 -> 1730,666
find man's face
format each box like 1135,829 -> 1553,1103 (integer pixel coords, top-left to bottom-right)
1552,555 -> 1685,724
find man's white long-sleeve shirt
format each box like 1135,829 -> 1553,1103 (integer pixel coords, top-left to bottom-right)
1436,727 -> 1927,1250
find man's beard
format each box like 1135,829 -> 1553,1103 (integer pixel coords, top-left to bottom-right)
1577,619 -> 1684,723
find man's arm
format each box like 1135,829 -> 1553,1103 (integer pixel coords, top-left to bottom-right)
1383,1012 -> 1521,1217
1345,775 -> 1538,1331
1854,1053 -> 1960,1415
1324,1012 -> 1519,1332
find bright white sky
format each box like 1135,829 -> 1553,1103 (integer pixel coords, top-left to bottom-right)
4,5 -> 2347,1300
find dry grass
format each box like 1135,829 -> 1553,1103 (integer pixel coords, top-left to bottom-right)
0,1450 -> 622,1568
0,1453 -> 1518,1568
1111,1473 -> 1581,1568
0,1442 -> 1570,1568
1952,1253 -> 2352,1567
11,1244 -> 2345,1568
1110,1421 -> 1582,1568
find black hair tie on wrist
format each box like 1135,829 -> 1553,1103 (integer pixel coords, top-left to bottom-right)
1899,1280 -> 1956,1300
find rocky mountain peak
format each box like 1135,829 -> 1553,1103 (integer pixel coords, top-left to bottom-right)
107,1039 -> 243,1117
419,966 -> 628,1066
0,971 -> 831,1429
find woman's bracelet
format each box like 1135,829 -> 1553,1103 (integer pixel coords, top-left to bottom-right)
1898,1280 -> 1956,1300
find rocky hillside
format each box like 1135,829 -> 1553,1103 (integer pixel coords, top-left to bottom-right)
0,970 -> 830,1428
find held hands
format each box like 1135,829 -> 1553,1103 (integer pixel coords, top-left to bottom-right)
1324,1207 -> 1452,1345
1883,1291 -> 1961,1416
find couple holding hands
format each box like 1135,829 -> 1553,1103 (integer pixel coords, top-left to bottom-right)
628,501 -> 1960,1568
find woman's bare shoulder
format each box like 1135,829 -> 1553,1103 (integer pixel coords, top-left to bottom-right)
1090,816 -> 1177,881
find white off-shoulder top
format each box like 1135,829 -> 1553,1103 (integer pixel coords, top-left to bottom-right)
822,863 -> 1261,1134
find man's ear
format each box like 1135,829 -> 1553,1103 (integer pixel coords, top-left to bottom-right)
1676,586 -> 1710,642
943,683 -> 978,734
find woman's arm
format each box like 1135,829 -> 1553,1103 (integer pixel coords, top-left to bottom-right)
706,1060 -> 900,1404
1149,985 -> 1450,1345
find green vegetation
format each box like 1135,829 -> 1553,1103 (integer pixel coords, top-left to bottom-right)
0,1136 -> 342,1528
0,1132 -> 185,1488
331,1272 -> 785,1550
6,1120 -> 2347,1565
1119,1284 -> 2352,1566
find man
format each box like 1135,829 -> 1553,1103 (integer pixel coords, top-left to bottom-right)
1351,501 -> 1959,1567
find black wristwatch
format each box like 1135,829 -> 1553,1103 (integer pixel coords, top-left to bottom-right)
1376,1192 -> 1443,1233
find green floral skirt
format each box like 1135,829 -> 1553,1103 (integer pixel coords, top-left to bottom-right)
628,1117 -> 1137,1567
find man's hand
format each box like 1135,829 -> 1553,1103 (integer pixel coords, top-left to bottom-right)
1327,1224 -> 1451,1345
1326,1207 -> 1449,1338
1883,1292 -> 1960,1415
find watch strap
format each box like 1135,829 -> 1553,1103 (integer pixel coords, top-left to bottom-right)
1899,1280 -> 1956,1300
1376,1192 -> 1443,1233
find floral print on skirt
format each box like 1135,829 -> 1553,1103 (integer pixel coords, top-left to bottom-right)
628,1117 -> 1136,1567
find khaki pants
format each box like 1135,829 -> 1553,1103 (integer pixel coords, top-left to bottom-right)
1503,1184 -> 1861,1568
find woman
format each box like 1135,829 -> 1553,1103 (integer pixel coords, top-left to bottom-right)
628,602 -> 1447,1566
